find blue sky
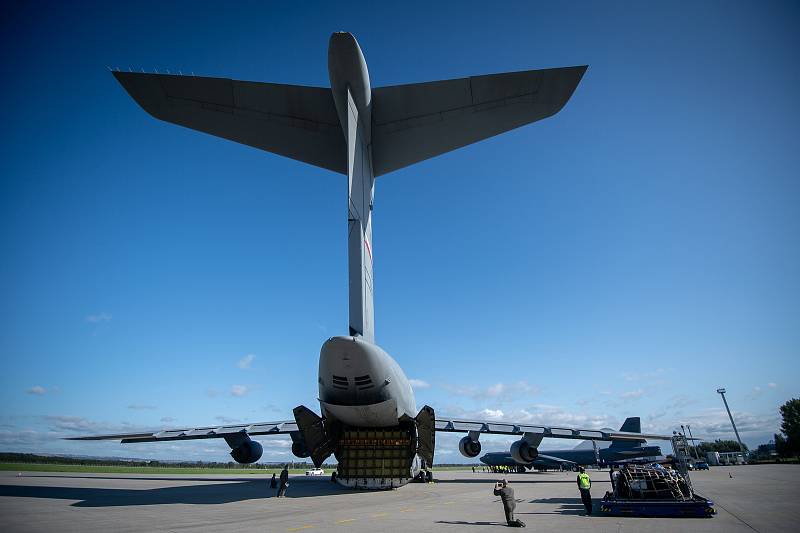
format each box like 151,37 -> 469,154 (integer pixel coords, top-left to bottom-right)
1,1 -> 798,462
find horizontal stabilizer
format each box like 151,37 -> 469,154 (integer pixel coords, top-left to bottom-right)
113,72 -> 346,174
371,65 -> 587,175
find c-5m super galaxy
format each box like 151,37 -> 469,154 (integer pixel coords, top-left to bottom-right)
71,32 -> 671,489
480,417 -> 663,471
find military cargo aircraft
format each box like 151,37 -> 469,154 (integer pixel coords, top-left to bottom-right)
70,32 -> 670,489
480,417 -> 663,471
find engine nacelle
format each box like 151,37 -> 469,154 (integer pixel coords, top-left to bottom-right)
292,441 -> 310,458
459,436 -> 482,458
230,440 -> 263,464
510,439 -> 538,464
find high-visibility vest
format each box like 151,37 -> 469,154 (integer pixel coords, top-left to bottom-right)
578,472 -> 591,489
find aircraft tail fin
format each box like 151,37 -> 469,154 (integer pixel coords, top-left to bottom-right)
610,417 -> 646,449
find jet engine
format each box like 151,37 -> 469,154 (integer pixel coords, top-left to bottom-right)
459,436 -> 482,458
292,441 -> 310,458
510,439 -> 538,464
229,439 -> 263,464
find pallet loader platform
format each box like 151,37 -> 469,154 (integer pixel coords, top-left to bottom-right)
600,493 -> 716,517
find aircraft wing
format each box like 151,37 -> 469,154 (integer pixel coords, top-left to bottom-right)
64,420 -> 298,443
112,72 -> 346,174
434,417 -> 672,442
371,65 -> 587,176
536,454 -> 577,466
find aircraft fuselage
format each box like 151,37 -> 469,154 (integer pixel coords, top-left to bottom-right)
318,336 -> 416,427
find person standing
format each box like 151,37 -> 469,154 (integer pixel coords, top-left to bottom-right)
577,467 -> 592,515
269,472 -> 277,489
609,465 -> 620,497
277,465 -> 289,497
493,479 -> 525,527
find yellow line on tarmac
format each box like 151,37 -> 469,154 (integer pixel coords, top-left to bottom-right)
287,526 -> 314,531
335,519 -> 356,524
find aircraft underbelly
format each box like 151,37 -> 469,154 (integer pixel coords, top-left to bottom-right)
321,398 -> 398,427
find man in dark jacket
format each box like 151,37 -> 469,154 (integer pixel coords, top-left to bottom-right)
493,479 -> 525,527
277,465 -> 289,497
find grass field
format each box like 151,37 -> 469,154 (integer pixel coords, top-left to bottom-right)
0,463 -> 305,475
0,463 -> 475,475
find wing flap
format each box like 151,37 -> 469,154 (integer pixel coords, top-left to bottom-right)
113,72 -> 346,174
371,65 -> 587,176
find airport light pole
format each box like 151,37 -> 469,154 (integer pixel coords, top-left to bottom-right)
716,388 -> 746,454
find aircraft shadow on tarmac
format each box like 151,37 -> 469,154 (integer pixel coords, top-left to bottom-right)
433,477 -> 580,485
436,521 -> 508,526
520,497 -> 591,516
0,478 -> 345,507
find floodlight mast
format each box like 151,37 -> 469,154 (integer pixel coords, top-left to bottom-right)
716,388 -> 746,453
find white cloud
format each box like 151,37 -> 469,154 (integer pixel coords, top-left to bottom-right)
160,417 -> 176,423
231,385 -> 248,397
215,415 -> 241,425
409,379 -> 430,389
127,404 -> 156,410
486,383 -> 505,397
622,369 -> 661,381
237,354 -> 255,369
748,386 -> 763,399
666,394 -> 696,410
439,404 -> 616,432
26,386 -> 46,395
442,381 -> 540,401
42,415 -> 141,434
767,382 -> 777,389
479,408 -> 504,420
86,312 -> 112,323
620,389 -> 644,400
665,408 -> 780,442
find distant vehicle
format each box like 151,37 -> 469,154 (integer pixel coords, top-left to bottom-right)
305,468 -> 325,476
694,462 -> 709,470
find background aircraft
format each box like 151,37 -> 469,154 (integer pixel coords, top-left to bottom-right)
480,417 -> 662,471
69,32 -> 669,489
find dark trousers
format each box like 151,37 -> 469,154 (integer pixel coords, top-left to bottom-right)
503,504 -> 524,527
579,488 -> 592,514
277,482 -> 287,497
503,504 -> 515,524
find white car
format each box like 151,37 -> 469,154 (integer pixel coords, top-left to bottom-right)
305,468 -> 325,476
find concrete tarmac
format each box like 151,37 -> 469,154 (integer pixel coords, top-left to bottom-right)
0,464 -> 794,532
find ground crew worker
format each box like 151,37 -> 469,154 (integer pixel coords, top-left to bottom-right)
493,479 -> 526,527
609,465 -> 620,497
577,467 -> 592,515
277,465 -> 289,497
269,472 -> 277,489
